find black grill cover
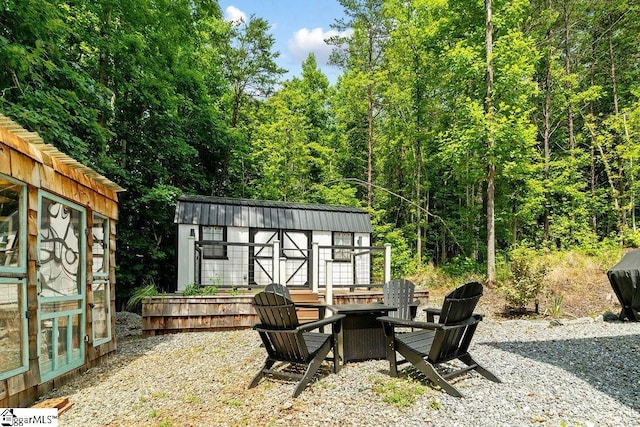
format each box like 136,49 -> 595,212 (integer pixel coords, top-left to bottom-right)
607,249 -> 640,321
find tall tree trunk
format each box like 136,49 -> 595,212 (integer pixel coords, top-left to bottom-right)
366,25 -> 375,208
608,31 -> 626,227
563,0 -> 575,151
563,0 -> 577,240
232,85 -> 241,128
590,30 -> 597,231
485,0 -> 496,287
542,0 -> 552,242
623,114 -> 635,230
416,142 -> 422,264
367,81 -> 374,208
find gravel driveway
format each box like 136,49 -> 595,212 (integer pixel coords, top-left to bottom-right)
46,313 -> 640,426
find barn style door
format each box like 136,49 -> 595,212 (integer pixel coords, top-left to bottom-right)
249,229 -> 310,287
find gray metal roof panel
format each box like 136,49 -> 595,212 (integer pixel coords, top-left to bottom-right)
175,195 -> 371,233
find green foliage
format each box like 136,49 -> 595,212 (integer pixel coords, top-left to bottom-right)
372,377 -> 426,408
441,256 -> 485,279
182,283 -> 218,296
621,228 -> 640,248
200,285 -> 219,296
385,228 -> 414,278
545,293 -> 564,319
499,246 -> 547,309
125,283 -> 159,311
182,283 -> 201,296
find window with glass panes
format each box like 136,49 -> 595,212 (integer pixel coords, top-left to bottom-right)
333,232 -> 352,262
201,226 -> 226,258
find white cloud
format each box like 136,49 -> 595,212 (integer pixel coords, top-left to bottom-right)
224,6 -> 246,24
287,28 -> 351,66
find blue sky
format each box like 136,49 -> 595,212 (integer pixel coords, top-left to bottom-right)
219,0 -> 348,83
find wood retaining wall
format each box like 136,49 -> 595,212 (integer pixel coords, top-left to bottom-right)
141,289 -> 429,337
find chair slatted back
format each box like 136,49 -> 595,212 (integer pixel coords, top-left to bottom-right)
264,283 -> 291,299
429,282 -> 483,362
252,291 -> 309,362
383,279 -> 416,320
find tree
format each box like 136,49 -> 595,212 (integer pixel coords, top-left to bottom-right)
250,55 -> 358,206
221,14 -> 286,128
218,14 -> 286,196
0,0 -> 111,162
485,0 -> 497,285
328,0 -> 390,207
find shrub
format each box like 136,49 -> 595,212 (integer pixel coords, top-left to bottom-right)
499,246 -> 546,309
182,283 -> 218,296
441,255 -> 484,278
125,282 -> 159,311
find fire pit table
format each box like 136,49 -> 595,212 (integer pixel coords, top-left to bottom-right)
326,303 -> 395,364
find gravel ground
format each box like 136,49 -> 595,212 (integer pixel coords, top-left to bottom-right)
45,313 -> 640,427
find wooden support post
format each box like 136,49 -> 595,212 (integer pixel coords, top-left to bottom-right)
311,242 -> 319,293
272,240 -> 280,284
279,257 -> 287,285
187,229 -> 195,286
325,259 -> 333,308
384,243 -> 391,284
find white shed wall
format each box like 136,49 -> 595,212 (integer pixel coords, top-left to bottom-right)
313,231 -> 371,287
177,226 -> 372,292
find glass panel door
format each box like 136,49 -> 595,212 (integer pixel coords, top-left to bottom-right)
37,195 -> 85,381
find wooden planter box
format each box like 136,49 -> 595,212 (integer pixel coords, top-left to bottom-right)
141,289 -> 430,337
142,295 -> 257,337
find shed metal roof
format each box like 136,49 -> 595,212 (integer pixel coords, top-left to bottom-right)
174,195 -> 372,233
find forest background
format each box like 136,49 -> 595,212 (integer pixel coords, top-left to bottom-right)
2,0 -> 639,311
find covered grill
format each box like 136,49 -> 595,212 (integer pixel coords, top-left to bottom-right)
607,249 -> 640,321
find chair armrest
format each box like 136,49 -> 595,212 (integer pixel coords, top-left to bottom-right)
409,302 -> 419,319
378,315 -> 480,331
296,314 -> 346,333
378,315 -> 443,331
424,307 -> 441,322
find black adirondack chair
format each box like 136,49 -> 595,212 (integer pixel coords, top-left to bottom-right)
378,282 -> 501,397
249,291 -> 345,398
383,278 -> 419,320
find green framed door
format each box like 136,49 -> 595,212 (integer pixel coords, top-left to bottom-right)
37,194 -> 86,381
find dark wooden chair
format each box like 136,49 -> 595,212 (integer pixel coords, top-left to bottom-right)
249,291 -> 345,398
264,282 -> 291,299
383,278 -> 419,320
378,282 -> 501,397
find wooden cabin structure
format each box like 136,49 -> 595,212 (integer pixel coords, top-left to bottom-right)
0,115 -> 124,407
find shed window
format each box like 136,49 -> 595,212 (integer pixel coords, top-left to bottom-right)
92,214 -> 108,276
0,177 -> 25,270
201,226 -> 226,259
333,232 -> 352,262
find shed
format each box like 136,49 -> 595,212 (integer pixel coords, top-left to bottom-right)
0,114 -> 124,407
174,195 -> 377,292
